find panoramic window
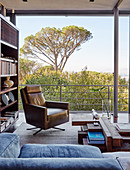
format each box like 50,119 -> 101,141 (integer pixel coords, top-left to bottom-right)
16,16 -> 128,113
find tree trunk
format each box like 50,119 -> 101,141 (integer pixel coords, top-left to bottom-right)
55,55 -> 58,72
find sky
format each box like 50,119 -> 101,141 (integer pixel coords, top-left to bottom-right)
16,16 -> 129,77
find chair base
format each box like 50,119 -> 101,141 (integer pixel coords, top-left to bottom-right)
27,127 -> 38,130
26,126 -> 65,135
26,127 -> 43,135
33,128 -> 42,135
53,127 -> 65,131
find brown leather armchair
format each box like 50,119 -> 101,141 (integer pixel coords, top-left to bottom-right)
20,85 -> 69,135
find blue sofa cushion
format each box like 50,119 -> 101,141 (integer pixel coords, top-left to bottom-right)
0,133 -> 20,158
0,158 -> 122,170
19,144 -> 103,158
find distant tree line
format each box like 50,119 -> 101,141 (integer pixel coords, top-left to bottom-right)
19,58 -> 128,112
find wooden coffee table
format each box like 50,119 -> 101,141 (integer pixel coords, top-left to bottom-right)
72,117 -> 130,152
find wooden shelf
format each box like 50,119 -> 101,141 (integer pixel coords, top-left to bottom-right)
0,40 -> 17,50
0,74 -> 17,77
0,57 -> 18,63
0,100 -> 17,111
0,87 -> 17,94
0,15 -> 19,133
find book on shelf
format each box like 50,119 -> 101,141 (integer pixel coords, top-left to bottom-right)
88,132 -> 105,141
0,121 -> 6,132
116,123 -> 130,132
87,137 -> 105,144
1,60 -> 17,75
0,117 -> 8,122
0,117 -> 14,127
4,111 -> 18,119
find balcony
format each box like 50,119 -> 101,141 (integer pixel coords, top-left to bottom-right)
19,84 -> 128,113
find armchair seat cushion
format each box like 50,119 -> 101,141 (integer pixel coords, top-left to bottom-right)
47,108 -> 68,127
47,108 -> 67,116
19,144 -> 103,158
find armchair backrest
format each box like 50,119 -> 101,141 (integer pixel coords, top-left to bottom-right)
20,85 -> 47,128
20,85 -> 46,110
25,86 -> 46,106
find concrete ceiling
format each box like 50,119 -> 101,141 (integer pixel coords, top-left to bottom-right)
0,0 -> 129,11
119,0 -> 130,10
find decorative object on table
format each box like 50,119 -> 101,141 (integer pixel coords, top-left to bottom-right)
92,109 -> 100,120
102,99 -> 111,119
2,94 -> 9,105
4,77 -> 14,88
8,92 -> 15,102
90,86 -> 111,119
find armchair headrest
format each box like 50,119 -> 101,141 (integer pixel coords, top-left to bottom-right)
25,85 -> 42,94
25,85 -> 46,106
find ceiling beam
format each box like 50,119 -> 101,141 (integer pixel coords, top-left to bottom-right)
6,10 -> 114,16
0,3 -> 6,16
6,9 -> 130,17
114,0 -> 123,9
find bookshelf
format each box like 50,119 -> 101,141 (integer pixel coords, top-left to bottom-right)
0,14 -> 19,132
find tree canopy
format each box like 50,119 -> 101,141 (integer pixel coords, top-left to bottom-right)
20,25 -> 92,72
19,65 -> 128,112
19,57 -> 40,84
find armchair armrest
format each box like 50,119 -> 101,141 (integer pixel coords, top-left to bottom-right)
25,104 -> 47,128
46,101 -> 69,110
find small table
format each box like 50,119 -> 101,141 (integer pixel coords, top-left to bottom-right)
72,117 -> 130,152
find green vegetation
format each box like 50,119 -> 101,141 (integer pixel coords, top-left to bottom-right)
19,58 -> 128,112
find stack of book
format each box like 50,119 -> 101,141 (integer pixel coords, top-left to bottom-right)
81,125 -> 88,132
1,60 -> 17,75
116,123 -> 130,135
0,121 -> 6,132
4,111 -> 18,119
0,117 -> 14,128
87,131 -> 105,144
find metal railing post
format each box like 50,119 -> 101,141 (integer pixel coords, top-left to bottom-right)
108,85 -> 110,112
60,85 -> 62,101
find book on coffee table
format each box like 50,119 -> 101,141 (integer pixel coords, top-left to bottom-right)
87,123 -> 102,132
88,132 -> 105,141
87,137 -> 105,144
116,123 -> 130,135
116,123 -> 130,132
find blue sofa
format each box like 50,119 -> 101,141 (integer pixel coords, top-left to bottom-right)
0,133 -> 129,170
